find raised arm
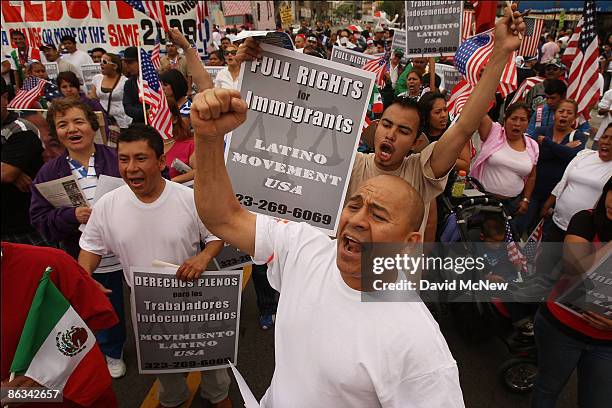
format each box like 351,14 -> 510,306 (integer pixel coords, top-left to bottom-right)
191,88 -> 256,255
167,28 -> 213,92
430,4 -> 525,177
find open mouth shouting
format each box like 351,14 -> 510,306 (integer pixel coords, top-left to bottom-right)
378,141 -> 395,162
67,134 -> 83,144
127,176 -> 146,189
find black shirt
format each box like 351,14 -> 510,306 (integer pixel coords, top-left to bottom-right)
1,113 -> 44,235
566,209 -> 612,242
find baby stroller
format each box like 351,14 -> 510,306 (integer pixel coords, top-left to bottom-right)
433,176 -> 538,394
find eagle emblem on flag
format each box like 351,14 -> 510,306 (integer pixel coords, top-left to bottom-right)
56,326 -> 89,357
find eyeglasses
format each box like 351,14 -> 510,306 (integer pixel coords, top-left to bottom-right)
224,50 -> 237,56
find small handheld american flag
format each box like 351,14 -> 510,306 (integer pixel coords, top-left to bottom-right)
139,48 -> 173,139
454,29 -> 517,98
505,220 -> 528,276
362,52 -> 390,88
7,76 -> 47,110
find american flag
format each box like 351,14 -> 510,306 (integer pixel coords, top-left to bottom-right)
462,11 -> 474,41
509,75 -> 545,105
566,1 -> 600,120
561,18 -> 583,68
505,220 -> 528,275
222,1 -> 252,16
124,0 -> 169,31
521,218 -> 544,263
362,52 -> 389,87
447,79 -> 472,116
518,18 -> 545,57
7,76 -> 46,109
151,39 -> 161,70
139,48 -> 172,139
454,29 -> 517,98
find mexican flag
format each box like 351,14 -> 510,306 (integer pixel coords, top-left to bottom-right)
10,267 -> 95,390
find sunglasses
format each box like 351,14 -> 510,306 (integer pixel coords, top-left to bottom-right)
224,50 -> 237,56
100,59 -> 115,65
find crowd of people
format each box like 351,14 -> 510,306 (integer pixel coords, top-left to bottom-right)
1,3 -> 611,408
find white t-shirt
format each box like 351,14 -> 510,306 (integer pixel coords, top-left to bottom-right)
595,89 -> 612,141
62,50 -> 94,92
79,181 -> 219,286
214,67 -> 239,90
479,141 -> 533,197
552,150 -> 612,230
253,214 -> 464,408
91,74 -> 132,128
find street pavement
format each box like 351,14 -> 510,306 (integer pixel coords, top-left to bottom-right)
112,279 -> 577,407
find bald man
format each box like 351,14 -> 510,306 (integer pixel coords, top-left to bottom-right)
191,87 -> 464,407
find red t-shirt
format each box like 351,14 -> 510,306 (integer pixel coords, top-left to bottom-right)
1,242 -> 119,406
165,138 -> 195,179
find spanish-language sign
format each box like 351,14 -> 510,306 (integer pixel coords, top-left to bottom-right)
213,245 -> 252,270
131,267 -> 242,374
205,66 -> 224,84
227,44 -> 375,235
435,63 -> 461,91
43,62 -> 59,80
80,63 -> 101,92
391,29 -> 407,53
404,1 -> 463,57
330,46 -> 378,68
1,1 -> 198,56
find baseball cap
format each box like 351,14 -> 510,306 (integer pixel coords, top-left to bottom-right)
122,46 -> 138,61
393,48 -> 404,57
307,36 -> 317,42
39,42 -> 57,51
374,27 -> 384,33
367,39 -> 374,45
546,58 -> 565,69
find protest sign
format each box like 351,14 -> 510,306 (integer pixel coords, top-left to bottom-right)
205,66 -> 224,83
92,175 -> 125,205
391,29 -> 407,53
80,63 -> 101,92
436,63 -> 461,92
213,245 -> 253,270
235,31 -> 295,51
330,46 -> 378,68
555,254 -> 612,318
131,267 -> 242,374
34,175 -> 88,208
279,2 -> 294,26
226,44 -> 375,235
43,62 -> 59,80
1,1 -> 198,56
404,1 -> 463,57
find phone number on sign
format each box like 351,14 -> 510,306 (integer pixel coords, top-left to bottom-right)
144,358 -> 230,370
236,194 -> 332,225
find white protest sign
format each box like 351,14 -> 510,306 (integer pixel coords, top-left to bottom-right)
436,63 -> 461,92
329,46 -> 378,68
405,1 -> 463,57
131,267 -> 242,374
205,66 -> 224,84
80,63 -> 101,92
43,62 -> 59,80
226,44 -> 375,235
1,2 -> 199,56
391,29 -> 406,52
